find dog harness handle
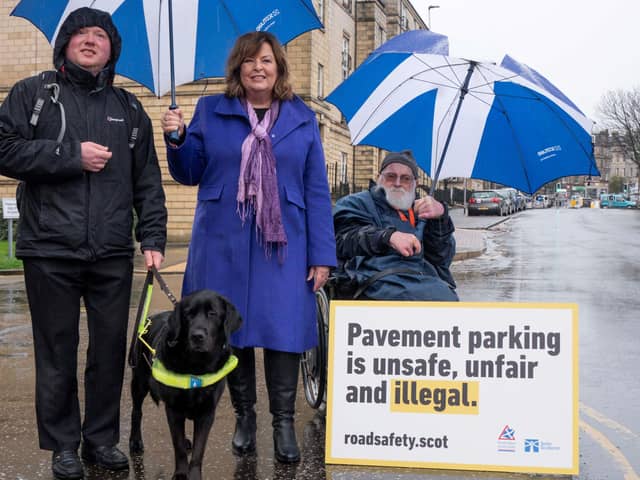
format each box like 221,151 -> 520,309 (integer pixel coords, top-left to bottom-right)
152,354 -> 239,389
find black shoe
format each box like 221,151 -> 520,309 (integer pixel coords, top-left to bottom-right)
232,413 -> 257,455
52,450 -> 84,479
81,445 -> 129,471
273,420 -> 301,463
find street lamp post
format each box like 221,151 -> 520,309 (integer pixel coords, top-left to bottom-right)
427,5 -> 440,30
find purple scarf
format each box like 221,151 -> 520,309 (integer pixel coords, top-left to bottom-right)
237,99 -> 287,258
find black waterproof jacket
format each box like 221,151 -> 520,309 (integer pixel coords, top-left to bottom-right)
0,8 -> 166,260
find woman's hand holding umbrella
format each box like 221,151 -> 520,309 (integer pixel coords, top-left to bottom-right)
161,108 -> 185,143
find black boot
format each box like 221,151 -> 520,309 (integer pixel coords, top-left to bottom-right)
265,349 -> 301,463
227,347 -> 257,455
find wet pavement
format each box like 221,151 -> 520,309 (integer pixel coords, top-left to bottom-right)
3,267 -> 499,480
0,211 -> 538,480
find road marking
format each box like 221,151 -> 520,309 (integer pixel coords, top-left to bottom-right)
580,417 -> 639,480
581,402 -> 638,439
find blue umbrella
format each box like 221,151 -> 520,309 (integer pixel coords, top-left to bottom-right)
11,0 -> 322,99
369,29 -> 449,56
326,31 -> 599,195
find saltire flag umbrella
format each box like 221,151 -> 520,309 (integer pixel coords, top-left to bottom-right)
11,0 -> 323,99
326,30 -> 599,195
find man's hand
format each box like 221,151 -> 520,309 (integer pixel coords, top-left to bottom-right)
413,196 -> 445,220
389,231 -> 421,256
307,265 -> 330,292
144,250 -> 164,270
81,142 -> 112,172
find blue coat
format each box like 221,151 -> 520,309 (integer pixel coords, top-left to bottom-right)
167,94 -> 336,353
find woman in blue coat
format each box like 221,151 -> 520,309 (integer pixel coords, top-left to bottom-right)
161,32 -> 336,463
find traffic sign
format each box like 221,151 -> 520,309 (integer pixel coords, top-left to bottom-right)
2,198 -> 19,219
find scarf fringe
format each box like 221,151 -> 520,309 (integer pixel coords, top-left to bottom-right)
236,99 -> 287,261
236,200 -> 288,264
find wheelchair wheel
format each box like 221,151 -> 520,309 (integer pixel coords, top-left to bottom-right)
301,288 -> 329,410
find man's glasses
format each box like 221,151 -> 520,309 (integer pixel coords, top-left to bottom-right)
381,172 -> 415,185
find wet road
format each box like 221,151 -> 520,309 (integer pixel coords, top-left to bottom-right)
451,207 -> 640,480
1,207 -> 639,479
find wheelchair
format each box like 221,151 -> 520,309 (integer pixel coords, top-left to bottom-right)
300,268 -> 414,411
300,276 -> 358,411
300,286 -> 330,410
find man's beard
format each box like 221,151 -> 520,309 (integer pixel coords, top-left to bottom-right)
377,185 -> 416,211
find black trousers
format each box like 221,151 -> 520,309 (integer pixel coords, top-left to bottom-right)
23,257 -> 133,452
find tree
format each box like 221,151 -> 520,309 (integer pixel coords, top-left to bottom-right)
608,176 -> 624,194
597,88 -> 640,190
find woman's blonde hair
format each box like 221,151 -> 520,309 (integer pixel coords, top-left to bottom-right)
225,31 -> 293,100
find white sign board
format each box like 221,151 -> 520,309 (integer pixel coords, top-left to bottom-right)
2,198 -> 19,219
325,301 -> 578,476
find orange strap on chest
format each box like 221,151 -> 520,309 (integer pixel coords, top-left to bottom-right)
396,208 -> 416,227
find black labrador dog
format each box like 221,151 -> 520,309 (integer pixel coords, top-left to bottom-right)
129,289 -> 242,480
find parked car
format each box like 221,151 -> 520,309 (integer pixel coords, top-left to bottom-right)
600,193 -> 636,208
496,188 -> 525,212
494,188 -> 514,214
533,194 -> 551,208
467,191 -> 508,216
515,193 -> 528,210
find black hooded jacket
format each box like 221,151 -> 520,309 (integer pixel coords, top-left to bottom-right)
0,8 -> 167,260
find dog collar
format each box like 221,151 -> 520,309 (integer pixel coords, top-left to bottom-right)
152,354 -> 238,389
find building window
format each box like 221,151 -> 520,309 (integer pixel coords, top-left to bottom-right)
342,0 -> 353,14
400,3 -> 409,31
340,152 -> 349,184
317,0 -> 325,23
376,24 -> 386,48
317,63 -> 324,99
341,35 -> 352,80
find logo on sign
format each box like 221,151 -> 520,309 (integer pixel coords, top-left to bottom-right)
498,425 -> 516,440
496,425 -> 516,453
524,438 -> 540,453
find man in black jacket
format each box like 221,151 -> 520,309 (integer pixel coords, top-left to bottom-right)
0,8 -> 167,479
333,150 -> 458,301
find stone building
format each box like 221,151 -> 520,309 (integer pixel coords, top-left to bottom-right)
0,0 -> 428,242
593,130 -> 639,197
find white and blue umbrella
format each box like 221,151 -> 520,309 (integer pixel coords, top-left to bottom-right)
326,31 -> 599,195
11,0 -> 322,99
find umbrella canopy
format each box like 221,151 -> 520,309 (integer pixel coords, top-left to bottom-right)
11,0 -> 322,97
326,31 -> 599,195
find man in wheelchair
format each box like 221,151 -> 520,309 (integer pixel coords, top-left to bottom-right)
300,150 -> 458,409
332,150 -> 459,302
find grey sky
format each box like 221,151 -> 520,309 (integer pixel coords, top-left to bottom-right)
409,0 -> 640,126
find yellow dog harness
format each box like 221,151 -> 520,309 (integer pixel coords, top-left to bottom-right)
151,355 -> 238,389
135,272 -> 238,389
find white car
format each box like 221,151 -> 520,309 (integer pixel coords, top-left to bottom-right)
533,194 -> 551,208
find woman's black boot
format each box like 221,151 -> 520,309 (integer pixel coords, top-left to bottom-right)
227,347 -> 257,455
265,349 -> 301,463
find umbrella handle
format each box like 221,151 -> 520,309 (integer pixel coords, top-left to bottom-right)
167,0 -> 181,143
167,104 -> 181,143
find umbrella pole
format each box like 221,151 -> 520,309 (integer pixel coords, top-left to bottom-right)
167,0 -> 181,142
430,61 -> 477,196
